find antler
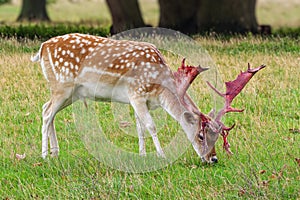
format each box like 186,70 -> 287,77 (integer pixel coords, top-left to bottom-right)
174,58 -> 211,153
207,63 -> 266,154
173,58 -> 208,115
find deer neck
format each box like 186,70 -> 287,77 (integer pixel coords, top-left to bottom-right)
158,88 -> 188,122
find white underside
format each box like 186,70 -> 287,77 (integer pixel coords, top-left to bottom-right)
72,66 -> 164,106
75,81 -> 130,104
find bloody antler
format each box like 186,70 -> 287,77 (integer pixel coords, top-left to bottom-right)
173,58 -> 208,115
174,60 -> 266,157
207,63 -> 266,154
174,58 -> 211,152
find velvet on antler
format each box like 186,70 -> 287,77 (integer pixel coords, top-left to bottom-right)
207,63 -> 266,154
173,58 -> 208,115
173,58 -> 211,152
174,59 -> 265,157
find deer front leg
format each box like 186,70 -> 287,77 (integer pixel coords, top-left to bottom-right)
130,97 -> 165,158
135,112 -> 146,156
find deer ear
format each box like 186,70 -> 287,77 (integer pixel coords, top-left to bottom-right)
183,111 -> 196,125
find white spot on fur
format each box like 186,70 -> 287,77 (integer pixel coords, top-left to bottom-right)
80,48 -> 86,54
151,56 -> 157,62
54,49 -> 58,58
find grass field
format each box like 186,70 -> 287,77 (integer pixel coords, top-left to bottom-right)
0,0 -> 300,199
0,35 -> 299,199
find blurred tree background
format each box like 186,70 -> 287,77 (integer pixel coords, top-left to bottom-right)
0,0 -> 299,35
17,0 -> 49,21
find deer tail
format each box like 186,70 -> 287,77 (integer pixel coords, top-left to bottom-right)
31,44 -> 44,62
31,53 -> 40,62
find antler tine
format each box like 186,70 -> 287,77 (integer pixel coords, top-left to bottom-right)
219,121 -> 235,155
173,58 -> 209,115
207,63 -> 266,154
207,63 -> 266,122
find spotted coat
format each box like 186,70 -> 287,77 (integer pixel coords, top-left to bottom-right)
33,33 -> 174,96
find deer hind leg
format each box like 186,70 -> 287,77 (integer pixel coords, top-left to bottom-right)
130,97 -> 165,158
135,112 -> 146,156
41,87 -> 74,158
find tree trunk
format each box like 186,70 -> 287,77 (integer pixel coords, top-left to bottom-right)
17,0 -> 50,22
158,0 -> 259,34
106,0 -> 145,34
158,0 -> 199,34
196,0 -> 258,33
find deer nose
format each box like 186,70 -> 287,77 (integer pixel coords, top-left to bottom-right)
211,156 -> 218,163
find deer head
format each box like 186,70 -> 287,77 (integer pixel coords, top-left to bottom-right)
174,60 -> 265,163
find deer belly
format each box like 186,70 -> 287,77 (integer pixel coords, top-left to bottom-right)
75,81 -> 130,104
74,67 -> 132,103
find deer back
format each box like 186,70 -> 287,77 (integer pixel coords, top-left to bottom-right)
34,33 -> 176,98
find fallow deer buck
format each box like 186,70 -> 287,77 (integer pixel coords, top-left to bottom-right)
32,33 -> 265,163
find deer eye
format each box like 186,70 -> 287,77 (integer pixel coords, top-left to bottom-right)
198,134 -> 204,141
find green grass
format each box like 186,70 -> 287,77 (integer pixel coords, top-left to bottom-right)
0,35 -> 299,199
